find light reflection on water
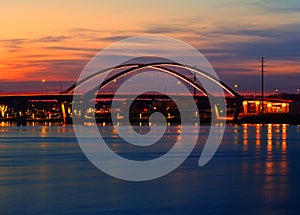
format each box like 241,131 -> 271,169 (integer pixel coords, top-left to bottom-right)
254,124 -> 288,209
0,124 -> 299,214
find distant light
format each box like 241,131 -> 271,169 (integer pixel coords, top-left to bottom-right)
42,79 -> 46,83
267,103 -> 272,108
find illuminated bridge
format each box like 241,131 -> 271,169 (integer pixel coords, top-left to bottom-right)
0,62 -> 243,126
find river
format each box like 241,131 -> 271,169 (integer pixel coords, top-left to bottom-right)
0,124 -> 300,214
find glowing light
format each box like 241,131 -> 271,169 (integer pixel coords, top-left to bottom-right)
267,103 -> 272,108
268,139 -> 272,146
243,124 -> 248,146
41,127 -> 47,137
282,124 -> 287,134
256,124 -> 261,146
0,105 -> 8,118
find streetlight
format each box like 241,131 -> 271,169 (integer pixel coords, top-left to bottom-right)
297,88 -> 300,94
111,79 -> 117,93
275,88 -> 279,96
177,81 -> 181,96
234,83 -> 238,91
41,79 -> 46,93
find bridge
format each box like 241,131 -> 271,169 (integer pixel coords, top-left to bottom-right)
0,62 -> 243,126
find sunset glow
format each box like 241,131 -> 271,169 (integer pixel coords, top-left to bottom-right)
1,0 -> 300,93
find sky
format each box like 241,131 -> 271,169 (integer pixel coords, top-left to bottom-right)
0,0 -> 300,94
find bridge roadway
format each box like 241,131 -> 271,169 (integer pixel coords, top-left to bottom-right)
0,93 -> 218,102
0,93 -> 73,102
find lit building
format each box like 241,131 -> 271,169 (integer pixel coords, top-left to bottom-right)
242,99 -> 292,116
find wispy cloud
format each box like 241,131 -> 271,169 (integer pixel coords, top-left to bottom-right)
1,0 -> 300,93
142,24 -> 190,34
33,35 -> 71,43
44,46 -> 99,52
249,0 -> 300,14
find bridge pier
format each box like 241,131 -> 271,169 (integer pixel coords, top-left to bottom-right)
16,101 -> 28,126
233,99 -> 243,123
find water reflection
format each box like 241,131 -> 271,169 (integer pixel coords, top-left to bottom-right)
255,124 -> 261,156
0,125 -> 298,214
233,124 -> 239,145
241,124 -> 289,206
243,124 -> 248,151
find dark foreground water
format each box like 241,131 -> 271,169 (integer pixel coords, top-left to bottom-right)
0,124 -> 300,215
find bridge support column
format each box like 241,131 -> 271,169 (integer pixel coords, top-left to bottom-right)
233,99 -> 243,123
16,101 -> 27,126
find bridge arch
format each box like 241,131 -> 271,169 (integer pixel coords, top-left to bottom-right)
65,62 -> 242,99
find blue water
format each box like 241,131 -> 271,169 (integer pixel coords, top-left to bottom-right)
0,125 -> 300,215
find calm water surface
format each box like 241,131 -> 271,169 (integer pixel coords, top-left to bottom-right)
0,124 -> 300,215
